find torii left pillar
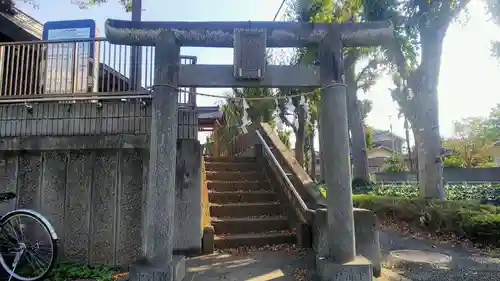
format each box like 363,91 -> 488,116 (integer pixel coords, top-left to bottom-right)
130,30 -> 186,281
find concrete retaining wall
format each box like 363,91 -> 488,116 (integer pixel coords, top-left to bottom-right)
0,145 -> 147,266
0,136 -> 203,266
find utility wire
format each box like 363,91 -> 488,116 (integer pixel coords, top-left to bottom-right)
273,0 -> 288,21
152,82 -> 346,101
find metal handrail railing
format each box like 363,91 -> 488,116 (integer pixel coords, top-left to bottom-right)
0,38 -> 196,105
0,37 -> 110,46
255,129 -> 315,222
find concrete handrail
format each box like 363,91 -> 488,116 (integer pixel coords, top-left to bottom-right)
255,130 -> 315,223
258,123 -> 326,208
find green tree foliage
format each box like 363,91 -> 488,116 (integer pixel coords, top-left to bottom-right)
278,130 -> 292,149
215,95 -> 244,147
77,0 -> 132,11
294,0 -> 383,182
485,0 -> 500,58
442,153 -> 466,168
383,155 -> 409,172
365,125 -> 374,148
359,99 -> 373,120
233,88 -> 276,124
451,117 -> 491,167
441,115 -> 498,168
212,86 -> 276,153
439,106 -> 500,168
484,104 -> 500,140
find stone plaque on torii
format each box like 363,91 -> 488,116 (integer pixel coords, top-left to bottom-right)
104,19 -> 392,281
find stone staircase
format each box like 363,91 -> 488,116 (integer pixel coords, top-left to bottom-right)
205,156 -> 296,249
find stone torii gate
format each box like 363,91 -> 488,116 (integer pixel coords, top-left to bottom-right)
105,19 -> 392,281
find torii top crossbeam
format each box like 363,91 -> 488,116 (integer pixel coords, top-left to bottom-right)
105,19 -> 393,47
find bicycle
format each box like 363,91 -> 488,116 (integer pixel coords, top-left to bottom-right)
0,192 -> 59,281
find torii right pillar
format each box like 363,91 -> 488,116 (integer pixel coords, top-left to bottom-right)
317,26 -> 372,280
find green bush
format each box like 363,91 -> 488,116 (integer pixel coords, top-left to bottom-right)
353,195 -> 500,247
44,263 -> 122,281
369,183 -> 418,197
361,183 -> 500,201
382,156 -> 409,172
465,214 -> 500,245
476,162 -> 498,168
351,178 -> 375,194
320,182 -> 500,202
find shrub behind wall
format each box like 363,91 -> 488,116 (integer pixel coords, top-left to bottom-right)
353,195 -> 500,247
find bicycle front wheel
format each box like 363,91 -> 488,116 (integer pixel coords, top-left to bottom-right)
0,210 -> 58,281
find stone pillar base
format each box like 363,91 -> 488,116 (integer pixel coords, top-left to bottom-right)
296,222 -> 312,248
312,208 -> 382,277
129,255 -> 186,281
315,256 -> 373,281
202,225 -> 215,254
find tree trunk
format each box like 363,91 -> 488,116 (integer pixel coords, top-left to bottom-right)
304,134 -> 311,174
404,118 -> 413,171
411,106 -> 443,199
295,105 -> 307,166
317,107 -> 325,182
345,61 -> 370,183
412,30 -> 446,199
412,126 -> 424,183
310,120 -> 316,180
412,134 -> 418,177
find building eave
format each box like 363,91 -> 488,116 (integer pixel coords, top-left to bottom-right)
0,7 -> 43,40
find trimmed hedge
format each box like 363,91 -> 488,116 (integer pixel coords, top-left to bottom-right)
352,183 -> 500,202
353,194 -> 500,247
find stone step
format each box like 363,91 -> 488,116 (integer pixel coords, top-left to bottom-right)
206,171 -> 263,181
208,190 -> 276,204
210,202 -> 282,218
205,162 -> 260,172
204,154 -> 294,250
204,156 -> 256,163
214,232 -> 296,249
212,216 -> 289,235
207,180 -> 268,192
